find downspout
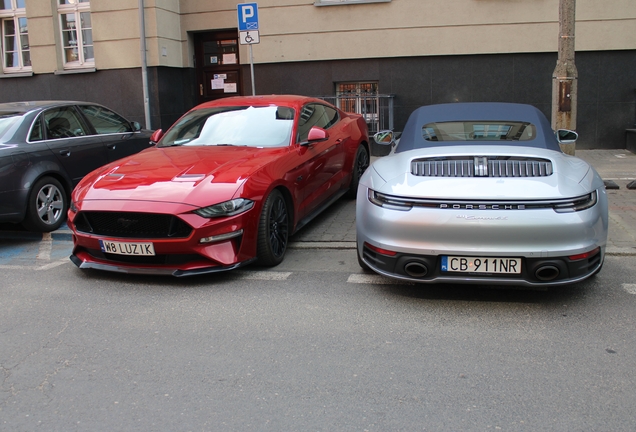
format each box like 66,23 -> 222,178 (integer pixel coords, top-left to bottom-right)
139,0 -> 151,129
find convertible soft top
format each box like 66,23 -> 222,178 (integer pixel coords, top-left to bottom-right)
396,102 -> 562,153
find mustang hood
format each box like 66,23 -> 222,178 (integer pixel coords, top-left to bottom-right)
75,146 -> 288,204
369,146 -> 599,200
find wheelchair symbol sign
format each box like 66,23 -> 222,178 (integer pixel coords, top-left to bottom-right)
239,31 -> 260,45
237,3 -> 259,31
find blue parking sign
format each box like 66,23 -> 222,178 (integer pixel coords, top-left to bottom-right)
237,3 -> 259,31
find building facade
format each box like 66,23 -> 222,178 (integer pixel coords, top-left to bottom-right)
1,0 -> 635,148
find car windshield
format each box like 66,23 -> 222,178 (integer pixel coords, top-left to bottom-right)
422,121 -> 537,142
159,105 -> 295,148
0,112 -> 23,141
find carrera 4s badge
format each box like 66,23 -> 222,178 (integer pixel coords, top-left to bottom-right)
457,215 -> 508,220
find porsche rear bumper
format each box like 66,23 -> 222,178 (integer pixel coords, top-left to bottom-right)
356,187 -> 608,286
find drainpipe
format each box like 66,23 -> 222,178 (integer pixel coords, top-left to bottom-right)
139,0 -> 151,129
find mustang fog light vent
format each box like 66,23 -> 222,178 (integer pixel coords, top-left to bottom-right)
200,229 -> 244,244
368,190 -> 413,211
194,198 -> 254,218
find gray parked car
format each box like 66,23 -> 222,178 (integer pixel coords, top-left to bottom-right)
0,101 -> 153,231
356,102 -> 608,287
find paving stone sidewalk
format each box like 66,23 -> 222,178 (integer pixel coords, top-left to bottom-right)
292,150 -> 636,256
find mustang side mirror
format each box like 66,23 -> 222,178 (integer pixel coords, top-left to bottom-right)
301,126 -> 329,146
374,130 -> 394,145
556,129 -> 578,144
149,129 -> 163,146
132,121 -> 142,132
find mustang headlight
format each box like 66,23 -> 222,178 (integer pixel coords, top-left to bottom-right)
553,191 -> 597,213
368,189 -> 413,211
194,198 -> 254,218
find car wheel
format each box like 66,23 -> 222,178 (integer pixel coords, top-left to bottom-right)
257,189 -> 289,266
346,144 -> 369,198
22,176 -> 68,232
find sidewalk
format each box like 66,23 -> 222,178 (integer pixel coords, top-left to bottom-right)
291,149 -> 636,256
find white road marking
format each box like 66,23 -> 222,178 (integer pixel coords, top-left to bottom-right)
37,259 -> 70,271
0,265 -> 32,270
347,273 -> 413,285
622,284 -> 636,295
237,271 -> 292,281
36,232 -> 53,261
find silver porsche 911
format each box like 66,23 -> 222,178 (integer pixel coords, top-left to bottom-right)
356,102 -> 608,287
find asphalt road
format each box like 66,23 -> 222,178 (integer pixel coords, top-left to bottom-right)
1,240 -> 636,431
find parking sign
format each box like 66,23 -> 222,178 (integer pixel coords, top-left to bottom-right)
237,3 -> 259,31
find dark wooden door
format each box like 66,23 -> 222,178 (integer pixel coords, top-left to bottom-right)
194,30 -> 243,104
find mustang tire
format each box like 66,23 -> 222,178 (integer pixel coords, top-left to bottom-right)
22,176 -> 68,232
257,189 -> 290,266
347,144 -> 369,198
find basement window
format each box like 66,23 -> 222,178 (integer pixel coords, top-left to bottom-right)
314,0 -> 391,6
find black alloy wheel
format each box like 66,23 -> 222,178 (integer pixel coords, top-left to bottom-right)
347,144 -> 370,198
257,189 -> 289,266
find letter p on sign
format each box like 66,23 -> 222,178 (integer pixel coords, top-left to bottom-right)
242,6 -> 254,22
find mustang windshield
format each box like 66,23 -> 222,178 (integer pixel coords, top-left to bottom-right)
422,121 -> 537,142
159,105 -> 295,148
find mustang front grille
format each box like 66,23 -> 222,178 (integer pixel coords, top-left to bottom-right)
411,156 -> 553,178
74,211 -> 193,239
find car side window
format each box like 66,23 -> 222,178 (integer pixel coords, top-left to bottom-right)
29,116 -> 43,141
78,105 -> 133,134
43,107 -> 90,139
296,103 -> 340,142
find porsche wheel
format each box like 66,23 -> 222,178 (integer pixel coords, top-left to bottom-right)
22,176 -> 68,232
347,144 -> 369,198
257,189 -> 289,266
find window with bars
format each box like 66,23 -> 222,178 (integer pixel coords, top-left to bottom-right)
1,0 -> 31,73
58,0 -> 93,69
336,82 -> 380,129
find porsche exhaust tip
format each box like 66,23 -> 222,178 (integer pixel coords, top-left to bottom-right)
404,261 -> 428,278
535,265 -> 560,281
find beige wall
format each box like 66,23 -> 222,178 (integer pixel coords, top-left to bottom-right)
22,0 -> 636,73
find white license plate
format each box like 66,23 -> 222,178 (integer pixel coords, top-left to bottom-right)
99,240 -> 156,256
441,256 -> 521,274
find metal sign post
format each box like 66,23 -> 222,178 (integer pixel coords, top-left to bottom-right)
237,3 -> 260,96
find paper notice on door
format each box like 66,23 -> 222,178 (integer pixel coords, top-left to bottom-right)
211,78 -> 224,90
223,83 -> 237,93
223,53 -> 237,64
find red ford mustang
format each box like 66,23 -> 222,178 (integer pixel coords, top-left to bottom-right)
68,95 -> 369,276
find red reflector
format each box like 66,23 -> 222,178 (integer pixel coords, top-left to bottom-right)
364,242 -> 398,257
568,247 -> 600,261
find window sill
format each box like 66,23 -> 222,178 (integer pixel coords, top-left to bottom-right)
0,71 -> 34,78
54,67 -> 96,75
314,0 -> 391,5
